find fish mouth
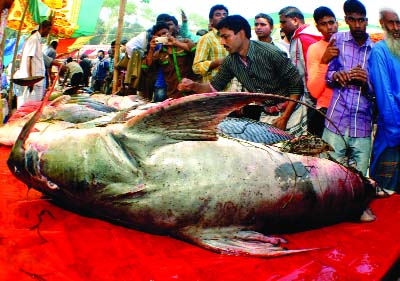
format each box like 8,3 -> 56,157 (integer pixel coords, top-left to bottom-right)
7,145 -> 31,186
8,145 -> 48,191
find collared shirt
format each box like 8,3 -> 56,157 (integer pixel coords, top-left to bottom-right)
368,40 -> 400,175
192,28 -> 228,83
325,31 -> 374,138
210,40 -> 303,104
14,31 -> 45,79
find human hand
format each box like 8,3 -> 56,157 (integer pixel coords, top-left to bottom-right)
178,78 -> 195,91
272,116 -> 288,130
149,36 -> 158,49
320,39 -> 339,64
348,64 -> 367,86
181,10 -> 187,22
333,70 -> 351,87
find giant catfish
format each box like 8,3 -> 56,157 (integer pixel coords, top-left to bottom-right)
7,92 -> 376,257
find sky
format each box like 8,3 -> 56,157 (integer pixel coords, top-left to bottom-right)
144,0 -> 398,27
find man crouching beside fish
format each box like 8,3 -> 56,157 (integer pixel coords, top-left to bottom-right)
179,15 -> 303,132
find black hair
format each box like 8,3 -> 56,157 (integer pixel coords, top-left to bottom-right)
111,40 -> 116,46
216,15 -> 251,39
168,16 -> 178,26
50,41 -> 58,48
313,6 -> 336,23
66,57 -> 73,63
39,20 -> 52,29
209,4 -> 228,19
255,13 -> 274,27
121,39 -> 128,45
80,54 -> 88,60
156,13 -> 171,24
97,50 -> 105,55
151,22 -> 169,35
343,0 -> 366,16
279,6 -> 304,21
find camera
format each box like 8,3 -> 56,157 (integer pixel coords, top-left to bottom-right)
155,36 -> 168,45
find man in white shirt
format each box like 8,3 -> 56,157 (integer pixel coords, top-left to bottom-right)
13,20 -> 52,108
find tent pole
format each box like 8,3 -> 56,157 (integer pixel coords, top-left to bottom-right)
112,0 -> 126,94
0,9 -> 8,79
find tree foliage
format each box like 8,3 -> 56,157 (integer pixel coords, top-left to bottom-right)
90,0 -> 209,44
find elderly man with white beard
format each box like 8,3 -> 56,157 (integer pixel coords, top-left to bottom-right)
368,8 -> 400,193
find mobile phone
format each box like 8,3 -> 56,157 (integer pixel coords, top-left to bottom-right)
155,37 -> 168,45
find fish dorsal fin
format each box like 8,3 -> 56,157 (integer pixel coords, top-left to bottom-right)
125,92 -> 287,141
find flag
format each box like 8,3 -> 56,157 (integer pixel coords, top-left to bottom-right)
29,0 -> 41,24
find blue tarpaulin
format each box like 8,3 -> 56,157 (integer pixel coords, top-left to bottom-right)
3,36 -> 25,67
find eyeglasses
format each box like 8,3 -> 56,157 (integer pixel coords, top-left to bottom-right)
346,16 -> 367,23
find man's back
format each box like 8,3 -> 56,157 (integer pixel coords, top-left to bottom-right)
79,59 -> 92,76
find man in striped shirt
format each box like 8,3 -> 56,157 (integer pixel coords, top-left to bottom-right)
178,15 -> 303,131
192,4 -> 228,84
323,0 -> 374,176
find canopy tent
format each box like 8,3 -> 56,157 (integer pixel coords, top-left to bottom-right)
56,41 -> 110,60
7,0 -> 105,39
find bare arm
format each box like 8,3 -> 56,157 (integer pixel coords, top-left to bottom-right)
272,94 -> 300,130
171,37 -> 195,52
177,78 -> 213,93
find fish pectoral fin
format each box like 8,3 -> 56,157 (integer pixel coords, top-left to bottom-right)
177,226 -> 319,257
100,183 -> 146,200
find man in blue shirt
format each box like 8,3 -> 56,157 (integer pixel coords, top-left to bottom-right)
368,8 -> 400,192
92,50 -> 109,93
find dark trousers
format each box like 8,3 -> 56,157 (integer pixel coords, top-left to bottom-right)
71,72 -> 83,86
308,107 -> 327,137
93,79 -> 105,92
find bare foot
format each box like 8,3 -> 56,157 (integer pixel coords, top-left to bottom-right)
360,208 -> 376,222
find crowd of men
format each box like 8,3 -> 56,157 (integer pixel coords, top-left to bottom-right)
12,0 -> 400,193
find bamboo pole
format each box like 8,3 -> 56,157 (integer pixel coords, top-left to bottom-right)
0,9 -> 8,78
112,0 -> 126,94
8,0 -> 30,115
0,8 -> 9,124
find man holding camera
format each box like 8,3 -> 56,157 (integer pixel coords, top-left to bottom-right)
144,22 -> 199,100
